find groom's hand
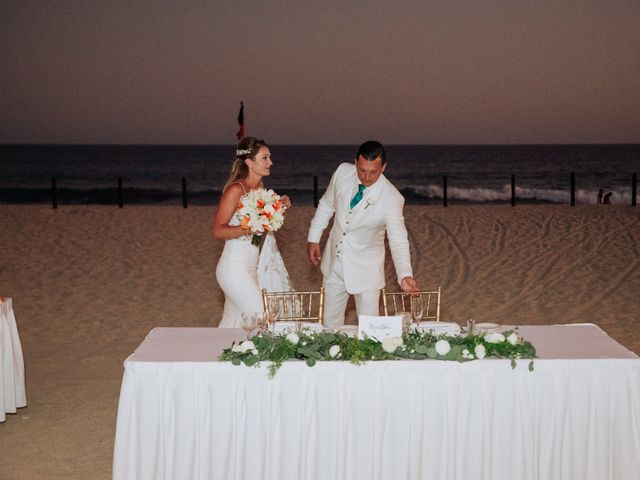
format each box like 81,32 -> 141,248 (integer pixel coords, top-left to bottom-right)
401,277 -> 419,293
307,243 -> 321,266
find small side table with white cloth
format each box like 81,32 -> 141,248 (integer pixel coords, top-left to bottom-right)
113,324 -> 640,480
0,298 -> 27,422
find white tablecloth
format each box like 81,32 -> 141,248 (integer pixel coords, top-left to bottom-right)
113,324 -> 640,480
0,298 -> 27,422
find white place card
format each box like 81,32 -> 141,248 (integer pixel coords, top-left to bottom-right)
271,321 -> 323,335
358,315 -> 403,341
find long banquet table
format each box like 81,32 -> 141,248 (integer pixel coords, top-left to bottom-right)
1,298 -> 27,422
113,324 -> 640,480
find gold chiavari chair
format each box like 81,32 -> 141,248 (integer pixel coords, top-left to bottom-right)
381,287 -> 442,321
261,287 -> 325,325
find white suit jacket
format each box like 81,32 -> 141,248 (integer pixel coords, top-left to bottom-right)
307,163 -> 413,294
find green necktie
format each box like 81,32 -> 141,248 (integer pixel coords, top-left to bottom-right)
350,184 -> 366,209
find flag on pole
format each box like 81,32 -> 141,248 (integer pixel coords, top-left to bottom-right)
236,101 -> 245,140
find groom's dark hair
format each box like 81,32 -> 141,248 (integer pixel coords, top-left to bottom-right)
356,141 -> 386,165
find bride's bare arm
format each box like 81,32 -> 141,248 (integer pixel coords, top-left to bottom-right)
211,184 -> 251,240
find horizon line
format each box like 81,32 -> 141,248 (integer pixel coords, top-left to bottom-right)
2,142 -> 640,147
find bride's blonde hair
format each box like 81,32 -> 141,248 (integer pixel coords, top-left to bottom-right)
224,137 -> 269,190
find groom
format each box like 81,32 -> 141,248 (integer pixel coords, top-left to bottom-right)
307,140 -> 419,327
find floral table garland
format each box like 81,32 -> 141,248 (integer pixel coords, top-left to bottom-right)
219,328 -> 536,378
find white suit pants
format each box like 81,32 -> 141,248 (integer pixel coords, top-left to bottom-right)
323,256 -> 380,328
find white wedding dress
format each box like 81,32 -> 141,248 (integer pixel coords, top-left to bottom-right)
216,220 -> 294,328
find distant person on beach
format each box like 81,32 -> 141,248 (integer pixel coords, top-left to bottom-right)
306,140 -> 419,327
597,189 -> 604,204
212,137 -> 292,328
603,192 -> 613,204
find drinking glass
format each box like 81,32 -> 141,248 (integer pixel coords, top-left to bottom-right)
401,312 -> 413,333
241,312 -> 258,338
254,312 -> 267,332
411,296 -> 424,323
466,318 -> 475,335
267,299 -> 280,323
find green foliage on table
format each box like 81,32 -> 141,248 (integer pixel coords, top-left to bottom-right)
219,328 -> 537,378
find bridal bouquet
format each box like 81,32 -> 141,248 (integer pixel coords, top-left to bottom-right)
235,188 -> 286,246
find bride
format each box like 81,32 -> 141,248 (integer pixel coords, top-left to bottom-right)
212,137 -> 293,328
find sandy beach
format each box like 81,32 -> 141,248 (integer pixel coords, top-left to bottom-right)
0,204 -> 638,479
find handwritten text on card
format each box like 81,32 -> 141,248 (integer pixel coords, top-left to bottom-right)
358,315 -> 403,341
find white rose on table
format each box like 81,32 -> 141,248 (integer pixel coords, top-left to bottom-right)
435,339 -> 451,355
474,344 -> 487,359
286,332 -> 299,345
329,345 -> 341,358
507,332 -> 519,345
382,337 -> 403,353
239,340 -> 256,353
484,332 -> 506,344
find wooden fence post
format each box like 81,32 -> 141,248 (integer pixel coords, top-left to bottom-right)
118,178 -> 123,208
570,173 -> 575,206
51,177 -> 58,209
313,176 -> 319,208
182,177 -> 188,208
443,175 -> 448,207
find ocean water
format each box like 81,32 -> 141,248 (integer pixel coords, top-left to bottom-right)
0,144 -> 638,205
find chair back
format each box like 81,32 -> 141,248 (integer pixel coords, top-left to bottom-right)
381,287 -> 442,321
261,287 -> 325,324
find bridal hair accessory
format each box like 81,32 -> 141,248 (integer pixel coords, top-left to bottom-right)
236,149 -> 252,156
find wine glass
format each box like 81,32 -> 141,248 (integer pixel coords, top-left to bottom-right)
401,312 -> 413,333
466,318 -> 475,335
241,312 -> 258,338
267,299 -> 280,324
411,296 -> 424,323
254,312 -> 267,332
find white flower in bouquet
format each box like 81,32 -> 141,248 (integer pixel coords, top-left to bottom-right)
507,332 -> 520,345
235,188 -> 286,245
238,340 -> 256,353
485,332 -> 506,344
435,339 -> 451,355
286,332 -> 299,345
474,344 -> 487,359
382,337 -> 403,353
462,348 -> 475,359
329,345 -> 341,358
232,344 -> 243,353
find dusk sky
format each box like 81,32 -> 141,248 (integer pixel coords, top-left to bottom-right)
2,1 -> 639,145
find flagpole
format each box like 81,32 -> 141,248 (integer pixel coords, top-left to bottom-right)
236,101 -> 245,141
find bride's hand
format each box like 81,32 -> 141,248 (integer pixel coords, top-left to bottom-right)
280,195 -> 292,210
